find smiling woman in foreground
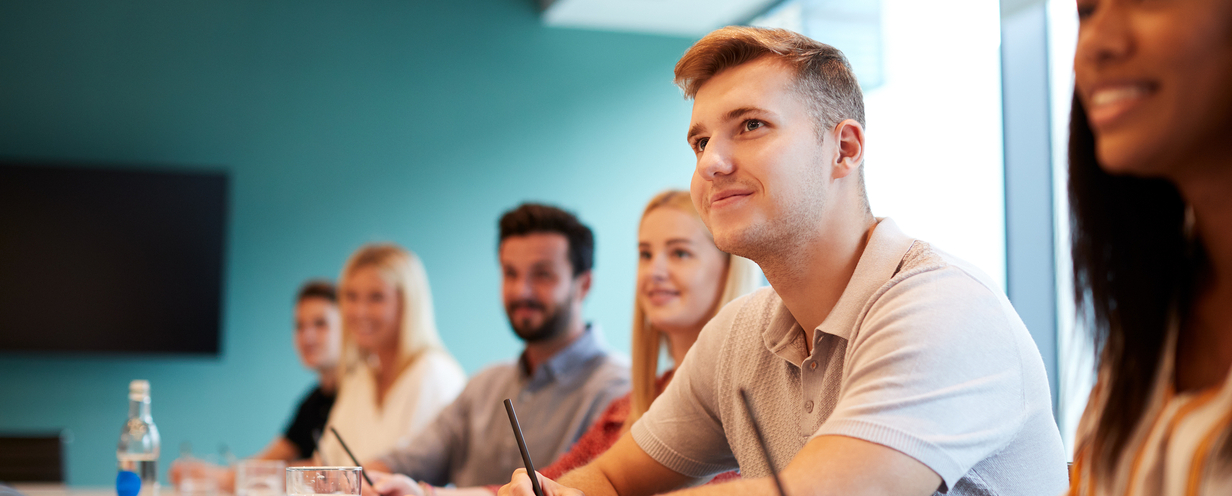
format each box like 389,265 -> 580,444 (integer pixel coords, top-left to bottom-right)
1065,0 -> 1232,494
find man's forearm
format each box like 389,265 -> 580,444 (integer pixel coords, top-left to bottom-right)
556,469 -> 773,496
365,460 -> 391,473
368,447 -> 444,485
658,436 -> 940,496
434,487 -> 496,496
556,464 -> 621,496
545,434 -> 941,496
663,478 -> 778,496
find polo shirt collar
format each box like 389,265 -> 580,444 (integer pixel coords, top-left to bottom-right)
761,218 -> 916,352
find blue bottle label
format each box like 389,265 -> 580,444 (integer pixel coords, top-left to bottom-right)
116,470 -> 141,496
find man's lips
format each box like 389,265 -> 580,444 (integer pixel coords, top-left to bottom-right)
710,189 -> 752,209
509,304 -> 544,319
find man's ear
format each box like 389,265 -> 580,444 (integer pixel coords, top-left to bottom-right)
831,119 -> 865,180
573,270 -> 593,300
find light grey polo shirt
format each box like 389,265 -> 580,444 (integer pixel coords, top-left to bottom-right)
377,325 -> 629,487
631,218 -> 1068,495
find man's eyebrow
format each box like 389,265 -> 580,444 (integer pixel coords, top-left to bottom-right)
687,107 -> 769,142
725,107 -> 765,121
687,122 -> 706,142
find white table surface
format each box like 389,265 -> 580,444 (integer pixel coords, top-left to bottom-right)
8,484 -> 110,496
9,484 -> 213,496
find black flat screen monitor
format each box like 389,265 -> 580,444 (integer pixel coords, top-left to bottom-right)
0,162 -> 228,355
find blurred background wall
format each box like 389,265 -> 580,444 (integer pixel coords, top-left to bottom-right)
0,0 -> 698,484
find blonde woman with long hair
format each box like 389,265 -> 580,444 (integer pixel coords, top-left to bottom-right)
317,243 -> 465,465
536,189 -> 760,480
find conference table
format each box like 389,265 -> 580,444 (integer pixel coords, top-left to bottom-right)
8,485 -> 112,496
8,485 -> 213,496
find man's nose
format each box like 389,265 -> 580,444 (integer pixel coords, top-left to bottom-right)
507,276 -> 533,299
695,139 -> 735,181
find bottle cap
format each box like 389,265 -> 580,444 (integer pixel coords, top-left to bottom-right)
129,380 -> 150,400
116,470 -> 142,496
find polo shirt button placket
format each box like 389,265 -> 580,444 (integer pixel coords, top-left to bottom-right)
808,361 -> 818,371
804,400 -> 814,413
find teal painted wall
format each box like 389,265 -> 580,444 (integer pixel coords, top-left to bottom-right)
0,0 -> 698,486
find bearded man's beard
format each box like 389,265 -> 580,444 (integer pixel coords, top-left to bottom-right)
506,293 -> 574,343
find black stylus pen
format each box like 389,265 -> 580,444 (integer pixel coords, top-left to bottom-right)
503,399 -> 546,496
330,426 -> 376,488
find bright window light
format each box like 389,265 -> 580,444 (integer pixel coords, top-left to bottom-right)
1046,0 -> 1092,459
753,0 -> 1007,289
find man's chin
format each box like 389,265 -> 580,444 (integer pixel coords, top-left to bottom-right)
712,226 -> 757,258
708,209 -> 756,243
511,317 -> 540,332
513,323 -> 567,343
514,329 -> 545,342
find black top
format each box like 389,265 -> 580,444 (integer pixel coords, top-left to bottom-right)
283,385 -> 337,460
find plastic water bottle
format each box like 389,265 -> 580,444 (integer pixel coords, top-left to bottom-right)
117,380 -> 160,496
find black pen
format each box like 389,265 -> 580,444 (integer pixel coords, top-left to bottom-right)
329,426 -> 376,488
503,399 -> 546,496
739,388 -> 787,496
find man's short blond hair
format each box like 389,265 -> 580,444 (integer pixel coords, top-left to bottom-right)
674,26 -> 865,133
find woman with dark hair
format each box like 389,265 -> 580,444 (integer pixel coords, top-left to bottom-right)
1067,0 -> 1232,493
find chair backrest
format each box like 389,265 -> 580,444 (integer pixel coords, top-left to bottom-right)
0,432 -> 67,483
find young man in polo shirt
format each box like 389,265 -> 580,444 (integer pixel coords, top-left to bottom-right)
500,27 -> 1067,496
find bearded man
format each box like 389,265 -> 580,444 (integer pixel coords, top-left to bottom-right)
364,203 -> 629,490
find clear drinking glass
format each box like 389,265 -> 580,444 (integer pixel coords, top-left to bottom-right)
286,467 -> 363,496
236,460 -> 286,496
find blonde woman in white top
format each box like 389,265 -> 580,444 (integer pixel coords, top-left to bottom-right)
317,243 -> 466,465
1067,0 -> 1232,493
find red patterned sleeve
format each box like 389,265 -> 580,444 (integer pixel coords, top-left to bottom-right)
541,394 -> 631,479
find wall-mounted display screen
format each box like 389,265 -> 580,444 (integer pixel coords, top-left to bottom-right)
0,162 -> 228,355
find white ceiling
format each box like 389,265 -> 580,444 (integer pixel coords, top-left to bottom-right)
541,0 -> 782,38
541,0 -> 1045,38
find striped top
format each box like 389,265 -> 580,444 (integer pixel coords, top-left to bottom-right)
1069,331 -> 1232,495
